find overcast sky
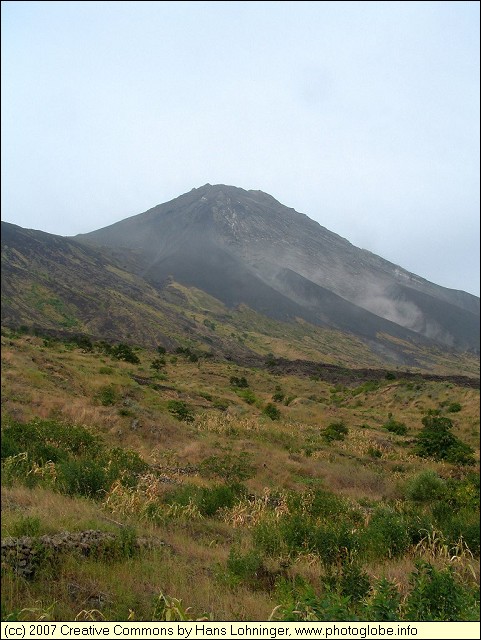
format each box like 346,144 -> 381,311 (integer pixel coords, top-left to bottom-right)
2,1 -> 479,296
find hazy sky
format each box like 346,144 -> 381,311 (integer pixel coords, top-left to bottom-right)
2,1 -> 480,296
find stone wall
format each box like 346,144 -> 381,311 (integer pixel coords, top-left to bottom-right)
1,529 -> 163,578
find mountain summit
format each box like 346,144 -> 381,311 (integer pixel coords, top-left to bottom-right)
75,184 -> 479,356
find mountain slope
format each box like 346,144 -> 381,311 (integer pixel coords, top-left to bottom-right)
3,220 -> 479,375
76,184 -> 479,353
0,221 -> 245,357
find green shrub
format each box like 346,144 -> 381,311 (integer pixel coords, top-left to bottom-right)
235,388 -> 257,405
110,343 -> 140,364
322,421 -> 348,443
175,346 -> 199,362
327,564 -> 371,603
310,522 -> 360,566
1,419 -> 149,500
213,399 -> 229,411
151,357 -> 166,371
432,503 -> 480,555
405,471 -> 445,503
287,488 -> 347,520
445,440 -> 476,465
272,386 -> 285,403
199,452 -> 255,482
167,400 -> 194,422
405,561 -> 477,621
97,385 -> 119,406
271,582 -> 356,622
226,547 -> 265,588
113,526 -> 138,559
1,419 -> 101,462
99,366 -> 113,374
447,402 -> 462,413
351,381 -> 380,396
415,414 -> 475,465
254,506 -> 360,566
1,432 -> 22,460
198,484 -> 246,517
164,483 -> 246,518
263,403 -> 281,420
444,474 -> 480,510
70,335 -> 93,351
363,508 -> 410,559
107,448 -> 149,488
253,518 -> 285,557
230,376 -> 249,388
384,417 -> 408,435
57,457 -> 109,499
365,578 -> 400,621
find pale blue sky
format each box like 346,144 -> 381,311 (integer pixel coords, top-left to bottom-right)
2,1 -> 479,295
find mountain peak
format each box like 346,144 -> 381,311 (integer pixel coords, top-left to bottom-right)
72,185 -> 479,358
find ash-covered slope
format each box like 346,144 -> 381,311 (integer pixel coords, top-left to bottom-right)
0,221 -> 250,359
76,184 -> 479,354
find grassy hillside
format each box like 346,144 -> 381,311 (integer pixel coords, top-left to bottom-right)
1,329 -> 479,621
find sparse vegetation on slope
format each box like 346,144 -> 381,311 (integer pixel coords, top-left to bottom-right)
1,330 -> 479,621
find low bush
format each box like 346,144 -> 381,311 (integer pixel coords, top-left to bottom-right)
199,452 -> 255,482
272,386 -> 285,402
263,403 -> 281,420
57,457 -> 109,499
321,421 -> 348,443
175,347 -> 199,362
447,402 -> 462,413
230,376 -> 249,388
415,414 -> 475,465
362,507 -> 411,560
1,419 -> 101,462
364,577 -> 400,621
1,418 -> 149,500
404,561 -> 478,621
107,448 -> 149,488
271,579 -> 357,622
99,366 -> 113,375
167,400 -> 194,422
163,483 -> 246,518
384,417 -> 408,436
151,357 -> 166,371
101,342 -> 140,364
225,547 -> 266,588
235,388 -> 257,405
405,471 -> 445,503
97,385 -> 119,406
324,564 -> 371,603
